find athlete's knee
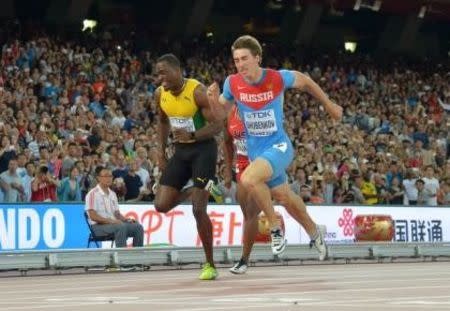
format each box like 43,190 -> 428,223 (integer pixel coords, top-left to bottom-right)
240,174 -> 258,192
154,197 -> 172,213
272,190 -> 290,207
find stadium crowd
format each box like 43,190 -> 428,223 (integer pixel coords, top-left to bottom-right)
0,23 -> 449,206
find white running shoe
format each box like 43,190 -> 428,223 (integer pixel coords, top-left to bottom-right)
229,259 -> 248,274
309,225 -> 328,261
270,227 -> 287,255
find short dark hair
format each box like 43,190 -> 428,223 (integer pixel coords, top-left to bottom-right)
95,165 -> 105,177
38,165 -> 48,174
157,53 -> 181,68
231,35 -> 263,58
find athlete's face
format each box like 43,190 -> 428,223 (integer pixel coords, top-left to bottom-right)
156,61 -> 181,91
232,48 -> 261,79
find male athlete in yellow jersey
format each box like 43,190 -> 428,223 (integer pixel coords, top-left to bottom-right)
154,54 -> 222,280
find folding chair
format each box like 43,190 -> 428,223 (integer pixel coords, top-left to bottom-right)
84,211 -> 115,248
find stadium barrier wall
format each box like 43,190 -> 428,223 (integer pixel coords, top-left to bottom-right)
1,203 -> 449,251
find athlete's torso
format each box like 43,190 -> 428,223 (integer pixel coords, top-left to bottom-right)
160,78 -> 206,133
226,69 -> 291,159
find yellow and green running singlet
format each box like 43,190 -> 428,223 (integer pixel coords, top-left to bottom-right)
160,79 -> 206,132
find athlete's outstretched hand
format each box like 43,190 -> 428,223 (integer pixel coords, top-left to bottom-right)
207,82 -> 221,108
329,102 -> 343,121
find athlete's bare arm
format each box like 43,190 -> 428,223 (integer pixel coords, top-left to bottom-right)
190,84 -> 223,141
206,82 -> 234,122
291,71 -> 343,121
222,118 -> 234,189
155,87 -> 170,170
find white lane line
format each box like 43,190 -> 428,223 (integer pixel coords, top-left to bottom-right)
1,262 -> 448,286
1,264 -> 449,290
284,295 -> 450,306
0,284 -> 234,296
5,285 -> 449,303
1,277 -> 449,303
1,267 -> 450,292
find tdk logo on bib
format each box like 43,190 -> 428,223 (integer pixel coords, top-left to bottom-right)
244,109 -> 277,137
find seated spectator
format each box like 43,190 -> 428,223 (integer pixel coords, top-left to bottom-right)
85,166 -> 144,247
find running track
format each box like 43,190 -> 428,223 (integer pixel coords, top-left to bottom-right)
1,262 -> 449,310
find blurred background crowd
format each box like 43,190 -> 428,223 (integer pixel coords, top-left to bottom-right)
0,18 -> 449,206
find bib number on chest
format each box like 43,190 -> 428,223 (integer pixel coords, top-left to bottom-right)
243,109 -> 277,137
169,117 -> 195,132
234,138 -> 247,155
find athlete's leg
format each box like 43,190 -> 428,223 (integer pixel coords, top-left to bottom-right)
154,186 -> 185,213
240,158 -> 278,229
236,182 -> 260,262
271,182 -> 328,260
270,183 -> 316,235
191,187 -> 214,265
154,148 -> 192,213
191,140 -> 218,279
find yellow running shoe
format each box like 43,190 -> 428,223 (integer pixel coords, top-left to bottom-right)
198,263 -> 218,280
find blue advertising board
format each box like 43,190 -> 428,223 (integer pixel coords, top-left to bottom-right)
0,203 -> 89,251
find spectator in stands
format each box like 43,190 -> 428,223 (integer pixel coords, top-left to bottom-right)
438,178 -> 450,205
290,168 -> 307,196
123,158 -> 143,201
0,24 -> 448,206
21,161 -> 35,202
387,176 -> 404,204
415,179 -> 431,205
361,172 -> 378,205
0,158 -> 24,202
0,135 -> 17,173
61,142 -> 79,178
85,166 -> 144,247
31,165 -> 59,202
112,152 -> 128,179
422,165 -> 440,206
57,166 -> 82,202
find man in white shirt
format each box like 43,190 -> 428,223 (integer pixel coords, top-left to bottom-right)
85,166 -> 144,247
422,165 -> 440,206
0,158 -> 24,202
